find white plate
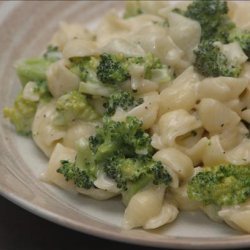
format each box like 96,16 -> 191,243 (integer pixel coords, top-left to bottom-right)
0,1 -> 250,249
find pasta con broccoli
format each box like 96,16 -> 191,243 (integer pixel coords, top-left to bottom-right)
4,0 -> 250,233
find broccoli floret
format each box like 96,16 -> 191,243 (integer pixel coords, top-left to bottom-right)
43,45 -> 62,62
34,80 -> 52,102
182,0 -> 250,75
89,116 -> 154,162
183,1 -> 249,76
104,156 -> 171,204
129,54 -> 173,84
6,54 -> 56,134
103,91 -> 143,116
193,40 -> 242,77
188,164 -> 250,206
185,0 -> 230,41
13,49 -> 59,99
58,116 -> 172,199
184,1 -> 250,59
57,138 -> 97,189
16,58 -> 53,87
69,56 -> 117,96
3,94 -> 38,135
104,156 -> 171,190
54,90 -> 99,126
3,78 -> 52,135
128,53 -> 163,79
229,29 -> 250,58
97,53 -> 130,85
96,53 -> 164,85
213,17 -> 236,43
124,0 -> 143,19
70,53 -> 166,87
57,160 -> 97,189
69,56 -> 100,83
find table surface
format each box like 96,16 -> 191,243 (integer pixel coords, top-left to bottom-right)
0,195 -> 166,250
2,193 -> 250,250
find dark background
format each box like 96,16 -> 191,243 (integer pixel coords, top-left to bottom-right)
0,195 -> 160,250
1,195 -> 248,250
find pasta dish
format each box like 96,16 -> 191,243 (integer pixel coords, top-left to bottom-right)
3,0 -> 250,233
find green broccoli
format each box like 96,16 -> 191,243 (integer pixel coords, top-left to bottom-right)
58,116 -> 172,202
79,81 -> 115,97
188,164 -> 250,206
103,91 -> 143,116
228,29 -> 250,58
184,0 -> 250,57
70,53 -> 167,88
88,116 -> 154,162
96,53 -> 165,85
16,46 -> 61,87
34,80 -> 52,102
69,56 -> 119,96
104,156 -> 172,204
193,40 -> 242,77
54,90 -> 99,126
182,0 -> 250,76
57,138 -> 97,189
3,78 -> 53,135
57,160 -> 97,189
129,53 -> 163,80
96,53 -> 130,85
88,116 -> 170,201
213,17 -> 236,43
15,46 -> 61,89
16,58 -> 52,87
184,0 -> 231,41
69,56 -> 100,83
5,46 -> 61,135
3,94 -> 38,135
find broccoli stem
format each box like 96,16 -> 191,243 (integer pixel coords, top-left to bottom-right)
16,58 -> 52,86
95,142 -> 117,163
79,82 -> 114,97
122,175 -> 153,205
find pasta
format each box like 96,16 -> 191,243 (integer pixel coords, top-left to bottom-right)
46,59 -> 80,98
159,66 -> 200,113
4,0 -> 250,234
43,143 -> 76,191
153,148 -> 194,182
197,77 -> 248,102
152,109 -> 202,148
168,12 -> 201,62
62,121 -> 97,149
50,22 -> 95,50
112,91 -> 159,129
32,101 -> 66,157
198,98 -> 241,134
123,184 -> 167,229
218,201 -> 250,233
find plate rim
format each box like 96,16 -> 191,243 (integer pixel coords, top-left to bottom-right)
1,1 -> 250,249
0,185 -> 250,250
